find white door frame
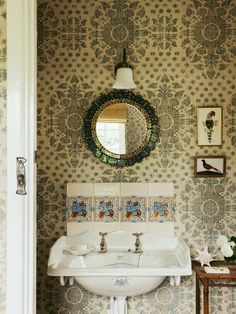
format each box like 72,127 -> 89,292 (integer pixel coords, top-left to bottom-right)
7,0 -> 36,314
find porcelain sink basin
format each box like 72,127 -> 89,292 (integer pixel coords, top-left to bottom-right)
48,231 -> 192,297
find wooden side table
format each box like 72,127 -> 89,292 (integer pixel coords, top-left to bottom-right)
192,260 -> 236,314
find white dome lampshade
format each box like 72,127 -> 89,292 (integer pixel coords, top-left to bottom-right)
112,67 -> 136,89
112,48 -> 136,90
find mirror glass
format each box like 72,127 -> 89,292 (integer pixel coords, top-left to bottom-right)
83,90 -> 159,167
96,103 -> 148,155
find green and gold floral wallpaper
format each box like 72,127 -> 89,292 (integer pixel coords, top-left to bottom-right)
0,1 -> 6,313
37,0 -> 236,313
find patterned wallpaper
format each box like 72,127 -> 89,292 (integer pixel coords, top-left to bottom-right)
37,0 -> 236,313
0,0 -> 6,313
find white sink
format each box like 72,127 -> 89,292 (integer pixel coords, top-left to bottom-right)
48,231 -> 192,298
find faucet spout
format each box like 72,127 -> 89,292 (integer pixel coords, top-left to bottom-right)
99,232 -> 107,253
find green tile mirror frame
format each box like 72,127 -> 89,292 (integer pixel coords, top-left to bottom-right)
83,90 -> 160,167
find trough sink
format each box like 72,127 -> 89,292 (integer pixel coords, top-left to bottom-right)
48,231 -> 192,298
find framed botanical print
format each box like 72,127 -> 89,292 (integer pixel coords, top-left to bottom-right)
194,156 -> 226,178
197,107 -> 222,146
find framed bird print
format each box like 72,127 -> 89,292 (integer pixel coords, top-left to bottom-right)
194,156 -> 226,178
197,107 -> 222,146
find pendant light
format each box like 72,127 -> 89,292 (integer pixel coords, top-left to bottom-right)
112,48 -> 136,89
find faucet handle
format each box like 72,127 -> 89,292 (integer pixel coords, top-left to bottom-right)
132,232 -> 143,253
99,232 -> 107,237
132,232 -> 143,237
98,232 -> 107,253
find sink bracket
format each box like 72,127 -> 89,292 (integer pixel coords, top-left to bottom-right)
69,277 -> 74,286
60,276 -> 67,286
169,275 -> 181,286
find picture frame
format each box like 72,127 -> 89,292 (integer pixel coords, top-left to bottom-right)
194,156 -> 226,178
197,107 -> 222,146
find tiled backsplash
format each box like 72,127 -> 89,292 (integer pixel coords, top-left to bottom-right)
67,196 -> 92,223
120,196 -> 147,223
148,196 -> 175,223
94,196 -> 119,223
66,183 -> 175,234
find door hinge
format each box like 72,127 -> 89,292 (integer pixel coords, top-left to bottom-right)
34,150 -> 37,163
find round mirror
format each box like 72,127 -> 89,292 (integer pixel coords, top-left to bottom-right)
96,103 -> 148,155
83,90 -> 159,167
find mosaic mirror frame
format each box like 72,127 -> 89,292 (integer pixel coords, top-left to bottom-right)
83,90 -> 159,167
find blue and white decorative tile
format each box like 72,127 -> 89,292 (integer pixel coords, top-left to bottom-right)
121,196 -> 146,223
148,196 -> 175,222
66,196 -> 92,222
94,196 -> 119,223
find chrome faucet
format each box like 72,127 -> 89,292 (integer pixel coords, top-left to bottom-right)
99,232 -> 107,253
132,232 -> 143,253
